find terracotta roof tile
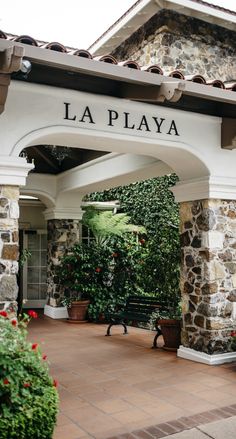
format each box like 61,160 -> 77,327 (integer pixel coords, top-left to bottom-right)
0,31 -> 235,92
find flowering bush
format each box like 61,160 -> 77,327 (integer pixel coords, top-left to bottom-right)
0,311 -> 58,439
58,243 -> 104,306
58,236 -> 147,321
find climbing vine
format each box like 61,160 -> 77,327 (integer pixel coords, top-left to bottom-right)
85,174 -> 180,309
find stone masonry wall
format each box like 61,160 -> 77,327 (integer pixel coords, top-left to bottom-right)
47,219 -> 80,305
0,186 -> 19,313
180,199 -> 236,355
112,10 -> 236,80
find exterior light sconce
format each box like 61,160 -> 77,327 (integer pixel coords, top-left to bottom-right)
12,59 -> 32,80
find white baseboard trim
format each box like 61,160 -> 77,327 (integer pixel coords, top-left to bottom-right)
177,345 -> 236,365
44,304 -> 68,319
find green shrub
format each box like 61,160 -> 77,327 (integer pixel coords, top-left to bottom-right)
0,312 -> 59,439
57,237 -> 147,322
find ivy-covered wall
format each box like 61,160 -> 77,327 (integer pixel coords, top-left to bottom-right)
85,174 -> 180,307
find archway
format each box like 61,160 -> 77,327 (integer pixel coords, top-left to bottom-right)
1,78 -> 235,365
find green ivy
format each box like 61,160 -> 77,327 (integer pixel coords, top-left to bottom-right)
85,175 -> 181,311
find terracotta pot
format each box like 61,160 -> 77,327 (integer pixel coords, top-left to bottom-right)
67,300 -> 90,323
159,319 -> 181,351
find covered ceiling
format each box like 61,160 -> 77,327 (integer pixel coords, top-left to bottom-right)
22,145 -> 108,174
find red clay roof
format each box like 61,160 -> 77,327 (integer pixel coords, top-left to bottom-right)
0,31 -> 235,91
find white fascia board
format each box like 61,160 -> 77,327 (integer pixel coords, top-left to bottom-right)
89,0 -> 159,55
0,41 -> 234,107
168,0 -> 236,27
89,0 -> 236,56
182,80 -> 236,105
0,39 -> 162,87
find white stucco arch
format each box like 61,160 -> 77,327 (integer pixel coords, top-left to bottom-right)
11,123 -> 210,181
2,79 -> 234,204
20,188 -> 55,209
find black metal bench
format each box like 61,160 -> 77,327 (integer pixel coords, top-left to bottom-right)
106,295 -> 163,348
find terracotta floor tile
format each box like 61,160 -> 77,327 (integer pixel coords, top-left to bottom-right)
74,414 -> 123,435
93,398 -> 134,413
82,390 -> 116,403
53,422 -> 87,439
171,381 -> 208,394
141,400 -> 187,418
111,407 -> 152,425
28,318 -> 236,439
55,413 -> 71,427
195,389 -> 236,406
65,405 -> 105,423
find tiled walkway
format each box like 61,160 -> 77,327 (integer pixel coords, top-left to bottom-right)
28,315 -> 236,439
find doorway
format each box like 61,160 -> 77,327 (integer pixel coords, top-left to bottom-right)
20,230 -> 47,309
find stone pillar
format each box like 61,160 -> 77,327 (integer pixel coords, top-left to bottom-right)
0,185 -> 20,313
46,219 -> 80,305
179,199 -> 236,361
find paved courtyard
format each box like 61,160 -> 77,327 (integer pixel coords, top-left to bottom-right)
28,315 -> 236,439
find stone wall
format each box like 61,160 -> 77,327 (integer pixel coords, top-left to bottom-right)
112,10 -> 236,80
47,219 -> 80,305
0,185 -> 19,313
180,199 -> 236,355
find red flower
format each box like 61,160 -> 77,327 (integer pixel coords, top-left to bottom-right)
0,311 -> 7,318
3,378 -> 9,385
95,267 -> 101,273
112,252 -> 118,258
28,310 -> 38,319
231,331 -> 236,337
139,239 -> 145,245
53,379 -> 58,388
11,319 -> 17,326
42,354 -> 47,360
23,383 -> 31,388
31,343 -> 38,350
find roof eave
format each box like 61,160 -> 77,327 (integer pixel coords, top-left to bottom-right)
0,39 -> 235,109
88,0 -> 236,56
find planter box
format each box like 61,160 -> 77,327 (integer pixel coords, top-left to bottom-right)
44,305 -> 68,319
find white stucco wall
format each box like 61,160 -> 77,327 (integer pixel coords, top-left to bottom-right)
19,203 -> 47,229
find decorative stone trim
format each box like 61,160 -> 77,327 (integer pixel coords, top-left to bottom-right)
178,345 -> 236,365
180,199 -> 236,355
47,218 -> 80,302
107,403 -> 236,439
0,185 -> 20,309
172,177 -> 236,203
43,207 -> 83,220
0,156 -> 34,186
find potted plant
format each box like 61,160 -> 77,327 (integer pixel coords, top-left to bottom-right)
149,300 -> 182,351
60,294 -> 90,323
157,303 -> 182,351
57,244 -> 97,323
